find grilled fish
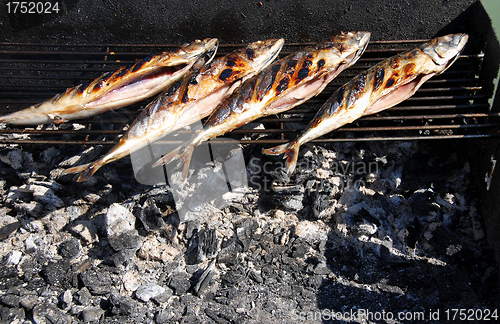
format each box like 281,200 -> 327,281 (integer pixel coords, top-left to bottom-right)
0,38 -> 219,125
263,33 -> 469,176
63,38 -> 285,181
154,32 -> 371,181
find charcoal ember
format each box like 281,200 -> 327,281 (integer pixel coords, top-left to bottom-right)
217,240 -> 239,266
138,197 -> 167,232
193,259 -> 216,296
108,293 -> 139,316
75,287 -> 92,306
0,306 -> 24,323
406,216 -> 426,248
17,183 -> 64,209
108,230 -> 142,252
0,293 -> 20,307
58,237 -> 82,260
186,227 -> 219,264
236,217 -> 258,252
408,190 -> 431,218
135,282 -> 166,302
0,148 -> 25,170
0,215 -> 20,240
290,240 -> 309,258
151,287 -> 173,304
248,269 -> 263,284
155,308 -> 175,323
42,261 -> 76,289
19,295 -> 38,310
428,225 -> 464,257
32,302 -> 76,324
271,183 -> 304,211
110,248 -> 137,267
185,220 -> 200,240
204,308 -> 231,324
80,268 -> 119,295
168,271 -> 192,295
80,307 -> 105,322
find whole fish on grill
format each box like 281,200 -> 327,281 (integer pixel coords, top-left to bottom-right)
263,33 -> 469,176
63,38 -> 285,181
154,31 -> 371,181
0,38 -> 219,125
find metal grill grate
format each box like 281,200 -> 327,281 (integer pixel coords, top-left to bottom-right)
0,40 -> 498,147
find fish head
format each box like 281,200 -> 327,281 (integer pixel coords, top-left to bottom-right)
337,31 -> 371,65
240,38 -> 285,72
421,33 -> 469,74
164,38 -> 219,67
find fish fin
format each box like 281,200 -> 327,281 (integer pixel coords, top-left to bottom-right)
263,140 -> 301,175
152,146 -> 182,168
60,163 -> 91,175
77,160 -> 105,182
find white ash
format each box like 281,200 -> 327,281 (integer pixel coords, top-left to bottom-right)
0,136 -> 498,323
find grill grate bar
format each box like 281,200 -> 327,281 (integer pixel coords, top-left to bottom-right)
0,39 -> 496,146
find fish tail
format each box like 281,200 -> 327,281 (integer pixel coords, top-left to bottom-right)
60,161 -> 103,182
78,160 -> 105,182
60,163 -> 92,176
179,144 -> 196,182
263,140 -> 301,175
152,146 -> 182,168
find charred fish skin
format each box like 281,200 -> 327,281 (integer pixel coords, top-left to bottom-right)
0,38 -> 219,125
153,32 -> 371,181
263,33 -> 469,176
63,38 -> 285,182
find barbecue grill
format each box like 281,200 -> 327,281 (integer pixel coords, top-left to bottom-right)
0,40 -> 496,146
1,1 -> 500,270
0,1 -> 500,323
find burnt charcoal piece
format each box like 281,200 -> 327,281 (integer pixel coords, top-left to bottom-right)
236,218 -> 258,251
168,271 -> 192,296
406,217 -> 426,248
428,225 -> 464,257
138,198 -> 167,232
0,306 -> 24,323
290,240 -> 309,259
80,307 -> 105,322
185,220 -> 201,240
42,261 -> 76,289
58,237 -> 82,260
110,248 -> 139,267
75,287 -> 92,306
408,190 -> 431,218
32,302 -> 75,324
80,269 -> 116,295
271,185 -> 305,211
193,260 -> 216,296
0,265 -> 21,290
0,294 -> 20,307
108,230 -> 142,252
109,294 -> 139,316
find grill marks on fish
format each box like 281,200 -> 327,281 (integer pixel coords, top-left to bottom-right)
154,32 -> 372,181
263,33 -> 469,177
63,38 -> 285,181
0,38 -> 219,125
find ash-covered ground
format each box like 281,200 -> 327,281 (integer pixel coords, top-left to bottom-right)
0,130 -> 499,323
